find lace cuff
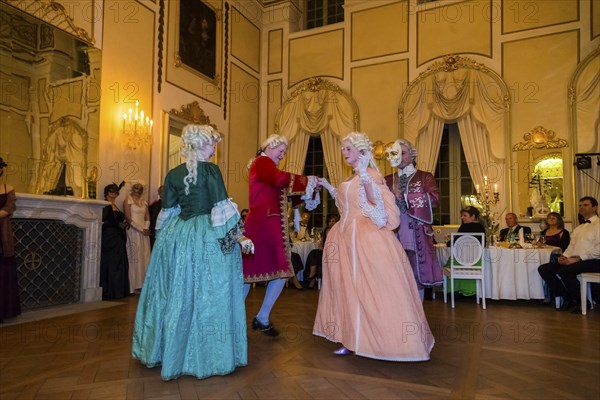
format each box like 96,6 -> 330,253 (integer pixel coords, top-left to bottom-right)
155,205 -> 181,230
358,175 -> 387,229
301,176 -> 321,211
218,219 -> 244,254
211,198 -> 239,227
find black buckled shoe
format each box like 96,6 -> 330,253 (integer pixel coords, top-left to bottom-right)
252,317 -> 279,336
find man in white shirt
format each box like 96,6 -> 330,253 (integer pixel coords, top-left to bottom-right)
538,196 -> 600,312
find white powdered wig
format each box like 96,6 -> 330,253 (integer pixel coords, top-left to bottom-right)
261,134 -> 288,151
342,131 -> 379,172
180,124 -> 222,194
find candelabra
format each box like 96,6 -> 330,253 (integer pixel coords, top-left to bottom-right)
123,101 -> 153,150
475,175 -> 500,245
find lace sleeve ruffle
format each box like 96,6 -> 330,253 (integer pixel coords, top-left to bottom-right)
212,198 -> 244,254
155,205 -> 181,230
301,176 -> 321,211
358,175 -> 387,229
211,198 -> 239,227
218,219 -> 244,254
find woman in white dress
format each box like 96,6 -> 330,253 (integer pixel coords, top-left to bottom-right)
124,183 -> 151,293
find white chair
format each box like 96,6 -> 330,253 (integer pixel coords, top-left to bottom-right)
443,233 -> 486,309
579,272 -> 600,315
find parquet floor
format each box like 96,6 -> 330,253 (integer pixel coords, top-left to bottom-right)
1,286 -> 599,399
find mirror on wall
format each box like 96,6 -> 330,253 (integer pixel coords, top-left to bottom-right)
0,1 -> 100,197
160,101 -> 218,182
513,126 -> 568,219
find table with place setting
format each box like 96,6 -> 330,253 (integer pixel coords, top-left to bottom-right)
435,242 -> 562,300
291,239 -> 318,267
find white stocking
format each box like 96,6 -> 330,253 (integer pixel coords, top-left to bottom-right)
256,279 -> 286,325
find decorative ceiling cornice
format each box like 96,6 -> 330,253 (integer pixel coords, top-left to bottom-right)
3,0 -> 95,45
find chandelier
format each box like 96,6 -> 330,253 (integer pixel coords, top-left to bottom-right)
123,101 -> 153,150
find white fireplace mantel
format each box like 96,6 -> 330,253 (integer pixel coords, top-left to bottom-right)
14,193 -> 108,302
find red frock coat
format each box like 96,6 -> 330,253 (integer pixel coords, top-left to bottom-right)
242,156 -> 310,282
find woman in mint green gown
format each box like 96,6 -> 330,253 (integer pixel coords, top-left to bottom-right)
132,125 -> 252,381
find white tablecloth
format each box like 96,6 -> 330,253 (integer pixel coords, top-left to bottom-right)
291,241 -> 318,266
435,245 -> 561,300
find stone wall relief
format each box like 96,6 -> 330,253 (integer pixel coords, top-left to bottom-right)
0,0 -> 99,197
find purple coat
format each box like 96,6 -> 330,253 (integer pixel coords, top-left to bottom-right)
385,170 -> 443,287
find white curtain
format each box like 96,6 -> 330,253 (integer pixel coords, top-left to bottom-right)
285,126 -> 310,175
402,64 -> 508,160
458,114 -> 505,217
400,57 -> 509,213
276,80 -> 358,186
415,116 -> 444,173
573,51 -> 600,202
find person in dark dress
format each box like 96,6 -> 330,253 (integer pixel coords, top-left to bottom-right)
148,185 -> 164,249
303,213 -> 339,289
445,206 -> 486,296
100,182 -> 130,300
0,157 -> 20,322
540,212 -> 570,252
446,206 -> 485,247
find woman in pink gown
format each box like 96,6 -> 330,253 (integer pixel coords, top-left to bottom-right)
314,132 -> 434,361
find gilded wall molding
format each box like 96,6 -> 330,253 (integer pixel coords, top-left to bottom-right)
169,101 -> 216,128
289,77 -> 344,97
4,0 -> 95,45
568,46 -> 600,105
512,126 -> 568,151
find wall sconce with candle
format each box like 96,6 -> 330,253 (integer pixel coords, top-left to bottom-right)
123,100 -> 153,150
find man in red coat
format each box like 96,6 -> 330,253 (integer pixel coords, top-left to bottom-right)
243,135 -> 319,336
385,139 -> 443,301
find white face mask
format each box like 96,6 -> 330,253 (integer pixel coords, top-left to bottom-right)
385,142 -> 403,168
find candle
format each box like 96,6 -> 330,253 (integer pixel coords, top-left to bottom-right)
494,184 -> 498,193
476,184 -> 480,193
484,176 -> 488,185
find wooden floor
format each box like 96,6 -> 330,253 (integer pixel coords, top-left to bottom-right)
1,286 -> 599,400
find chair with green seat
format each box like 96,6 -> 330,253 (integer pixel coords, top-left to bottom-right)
443,233 -> 486,309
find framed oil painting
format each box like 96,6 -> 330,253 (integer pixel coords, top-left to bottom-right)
167,0 -> 221,105
177,0 -> 217,80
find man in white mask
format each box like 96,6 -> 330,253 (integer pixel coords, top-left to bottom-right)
385,139 -> 443,300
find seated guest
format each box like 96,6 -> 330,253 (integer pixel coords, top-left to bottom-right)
445,206 -> 485,296
289,243 -> 304,290
446,206 -> 485,247
303,214 -> 340,289
538,196 -> 600,312
540,212 -> 570,252
292,212 -> 312,241
499,212 -> 532,242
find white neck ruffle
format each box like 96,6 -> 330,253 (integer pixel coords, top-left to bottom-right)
398,164 -> 416,177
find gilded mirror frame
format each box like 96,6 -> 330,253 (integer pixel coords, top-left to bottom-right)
160,101 -> 218,183
512,126 -> 568,218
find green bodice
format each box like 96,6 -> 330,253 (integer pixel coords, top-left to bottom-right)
163,162 -> 228,220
